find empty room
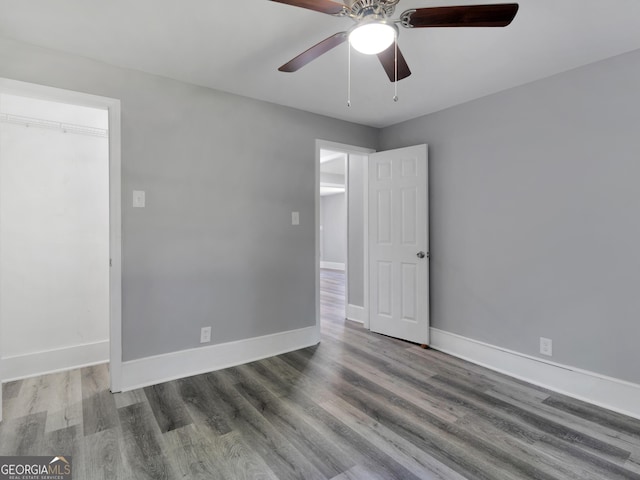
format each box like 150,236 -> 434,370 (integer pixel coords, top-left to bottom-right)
1,0 -> 639,479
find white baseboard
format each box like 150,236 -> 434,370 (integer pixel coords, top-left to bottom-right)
1,340 -> 109,382
320,261 -> 345,271
430,328 -> 640,421
346,304 -> 365,323
120,325 -> 320,392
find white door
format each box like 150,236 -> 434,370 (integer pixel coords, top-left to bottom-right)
369,144 -> 429,344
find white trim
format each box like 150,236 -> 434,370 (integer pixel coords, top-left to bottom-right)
346,304 -> 365,323
1,341 -> 109,382
315,141 -> 321,340
320,261 -> 345,271
107,99 -> 123,393
343,153 -> 349,323
430,328 -> 640,420
0,78 -> 123,398
120,326 -> 319,391
362,155 -> 370,329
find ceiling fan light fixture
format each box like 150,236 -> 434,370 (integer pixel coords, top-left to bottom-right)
349,21 -> 396,55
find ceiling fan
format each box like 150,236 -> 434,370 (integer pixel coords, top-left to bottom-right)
271,0 -> 519,82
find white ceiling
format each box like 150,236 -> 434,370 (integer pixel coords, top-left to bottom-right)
2,0 -> 640,128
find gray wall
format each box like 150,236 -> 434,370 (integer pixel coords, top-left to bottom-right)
320,193 -> 346,264
347,154 -> 366,307
0,37 -> 378,362
380,49 -> 640,384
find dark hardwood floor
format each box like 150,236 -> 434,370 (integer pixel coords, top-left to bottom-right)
2,268 -> 640,479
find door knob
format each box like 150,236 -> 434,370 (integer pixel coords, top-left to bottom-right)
417,251 -> 426,259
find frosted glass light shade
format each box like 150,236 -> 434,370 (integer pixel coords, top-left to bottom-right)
349,22 -> 395,55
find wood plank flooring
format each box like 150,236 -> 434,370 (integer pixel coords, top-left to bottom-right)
2,268 -> 640,479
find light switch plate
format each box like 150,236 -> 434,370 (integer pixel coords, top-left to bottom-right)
540,337 -> 553,356
133,190 -> 145,208
291,211 -> 300,225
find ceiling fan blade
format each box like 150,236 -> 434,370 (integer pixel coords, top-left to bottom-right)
404,3 -> 519,28
269,0 -> 346,15
279,32 -> 348,73
377,42 -> 411,82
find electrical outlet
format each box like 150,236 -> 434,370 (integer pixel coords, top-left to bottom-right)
291,211 -> 300,225
200,326 -> 211,344
540,337 -> 553,356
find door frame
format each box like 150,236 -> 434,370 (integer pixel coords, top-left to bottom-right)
315,140 -> 374,336
0,79 -> 122,421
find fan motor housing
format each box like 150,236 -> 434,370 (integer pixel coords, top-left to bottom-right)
347,0 -> 400,19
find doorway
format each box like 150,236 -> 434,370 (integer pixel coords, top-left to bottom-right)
315,140 -> 374,335
319,148 -> 348,330
315,140 -> 430,346
0,79 -> 122,421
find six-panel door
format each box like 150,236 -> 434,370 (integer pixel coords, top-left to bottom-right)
369,144 -> 429,344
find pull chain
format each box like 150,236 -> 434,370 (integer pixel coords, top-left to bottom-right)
393,31 -> 398,102
347,39 -> 352,107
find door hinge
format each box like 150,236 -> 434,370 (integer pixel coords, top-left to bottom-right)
109,258 -> 112,267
